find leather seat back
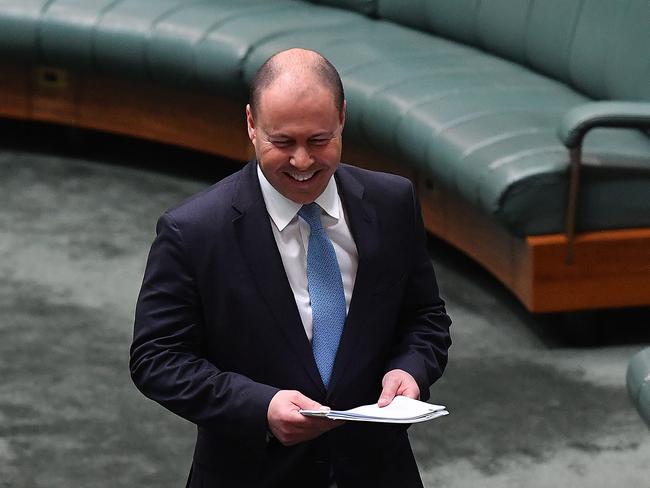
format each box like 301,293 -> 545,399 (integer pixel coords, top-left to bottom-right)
376,0 -> 650,101
307,0 -> 377,16
569,0 -> 650,101
377,0 -> 480,46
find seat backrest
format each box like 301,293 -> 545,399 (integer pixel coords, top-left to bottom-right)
377,0 -> 480,45
376,0 -> 650,101
306,0 -> 377,16
569,0 -> 649,101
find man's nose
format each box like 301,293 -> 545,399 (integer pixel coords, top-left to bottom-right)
290,146 -> 313,169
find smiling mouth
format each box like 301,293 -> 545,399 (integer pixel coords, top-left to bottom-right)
286,170 -> 318,182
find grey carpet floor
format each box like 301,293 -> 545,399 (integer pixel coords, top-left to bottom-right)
1,144 -> 649,487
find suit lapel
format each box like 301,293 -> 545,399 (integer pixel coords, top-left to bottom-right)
232,161 -> 324,394
327,165 -> 381,402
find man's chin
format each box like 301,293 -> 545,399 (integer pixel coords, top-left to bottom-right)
284,187 -> 325,205
285,192 -> 319,205
278,178 -> 329,204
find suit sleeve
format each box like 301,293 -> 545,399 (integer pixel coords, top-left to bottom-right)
129,212 -> 279,452
385,181 -> 452,401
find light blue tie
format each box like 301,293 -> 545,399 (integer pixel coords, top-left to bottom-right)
298,203 -> 347,388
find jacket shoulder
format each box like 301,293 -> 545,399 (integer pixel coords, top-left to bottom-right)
339,163 -> 414,200
162,165 -> 244,226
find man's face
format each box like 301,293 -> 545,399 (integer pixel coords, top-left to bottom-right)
246,81 -> 345,204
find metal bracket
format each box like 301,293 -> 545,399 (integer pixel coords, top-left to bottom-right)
564,146 -> 582,265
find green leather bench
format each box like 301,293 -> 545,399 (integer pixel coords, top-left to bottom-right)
627,348 -> 650,428
1,0 -> 649,313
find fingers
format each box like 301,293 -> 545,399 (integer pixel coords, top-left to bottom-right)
290,391 -> 323,410
267,390 -> 342,446
400,385 -> 420,400
378,373 -> 400,407
378,369 -> 420,407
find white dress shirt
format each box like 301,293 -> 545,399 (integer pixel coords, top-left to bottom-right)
257,164 -> 358,342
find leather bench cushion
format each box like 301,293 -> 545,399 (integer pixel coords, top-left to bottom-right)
627,348 -> 650,428
307,0 -> 377,16
245,24 -> 650,235
0,0 -> 50,61
1,0 -> 649,235
377,0 -> 650,102
0,0 -> 363,95
40,0 -> 191,74
639,385 -> 650,428
525,0 -> 650,102
377,0 -> 480,46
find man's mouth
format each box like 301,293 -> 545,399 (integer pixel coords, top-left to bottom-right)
287,170 -> 317,182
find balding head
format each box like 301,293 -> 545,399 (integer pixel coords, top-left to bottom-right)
249,48 -> 345,119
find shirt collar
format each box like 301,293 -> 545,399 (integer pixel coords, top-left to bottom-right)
257,163 -> 341,231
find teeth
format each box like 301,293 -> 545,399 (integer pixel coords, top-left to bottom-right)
289,171 -> 315,182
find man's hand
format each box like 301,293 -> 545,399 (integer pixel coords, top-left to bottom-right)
267,390 -> 343,446
378,369 -> 420,407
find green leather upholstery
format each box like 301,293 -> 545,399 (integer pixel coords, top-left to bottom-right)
244,15 -> 650,234
307,0 -> 377,16
1,0 -> 649,235
593,0 -> 650,102
184,3 -> 361,94
0,0 -> 50,62
627,348 -> 650,428
377,0 -> 481,46
558,102 -> 650,148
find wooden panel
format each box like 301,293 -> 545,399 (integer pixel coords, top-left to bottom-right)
418,173 -> 650,312
77,75 -> 253,161
0,63 -> 254,161
528,230 -> 650,311
31,66 -> 79,124
417,178 -> 534,308
0,64 -> 30,118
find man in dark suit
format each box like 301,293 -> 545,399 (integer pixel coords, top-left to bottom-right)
130,48 -> 451,487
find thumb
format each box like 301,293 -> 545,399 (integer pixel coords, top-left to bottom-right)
378,376 -> 399,407
292,392 -> 322,410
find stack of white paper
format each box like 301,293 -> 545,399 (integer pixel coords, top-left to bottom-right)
300,395 -> 449,424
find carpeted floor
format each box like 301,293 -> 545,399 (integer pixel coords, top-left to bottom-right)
1,125 -> 649,487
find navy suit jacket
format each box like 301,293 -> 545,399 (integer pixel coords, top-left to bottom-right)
130,161 -> 451,487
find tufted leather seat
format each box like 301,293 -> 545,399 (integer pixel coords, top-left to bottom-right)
2,0 -> 647,236
627,348 -> 650,428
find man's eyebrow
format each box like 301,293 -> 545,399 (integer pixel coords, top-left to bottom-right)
265,131 -> 336,140
265,133 -> 292,140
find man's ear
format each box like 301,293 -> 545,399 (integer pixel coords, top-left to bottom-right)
339,100 -> 346,130
245,104 -> 256,143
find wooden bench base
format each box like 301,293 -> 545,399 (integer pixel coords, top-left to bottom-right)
1,63 -> 648,313
417,178 -> 650,312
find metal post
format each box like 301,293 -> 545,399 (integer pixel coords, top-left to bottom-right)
564,146 -> 582,264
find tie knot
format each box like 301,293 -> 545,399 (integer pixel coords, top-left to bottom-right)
298,203 -> 323,231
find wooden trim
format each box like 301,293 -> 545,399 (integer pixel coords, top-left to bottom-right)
527,230 -> 650,312
1,62 -> 649,313
0,63 -> 254,161
76,75 -> 254,161
415,175 -> 650,312
0,64 -> 30,119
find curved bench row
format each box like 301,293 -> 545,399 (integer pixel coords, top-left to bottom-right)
1,0 -> 649,312
627,348 -> 650,428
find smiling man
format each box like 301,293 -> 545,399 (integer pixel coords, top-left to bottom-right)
130,48 -> 451,487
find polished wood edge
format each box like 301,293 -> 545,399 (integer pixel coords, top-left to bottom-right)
2,63 -> 648,313
528,228 -> 650,246
0,63 -> 254,161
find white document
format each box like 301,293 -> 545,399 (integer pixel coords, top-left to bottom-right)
300,395 -> 449,424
